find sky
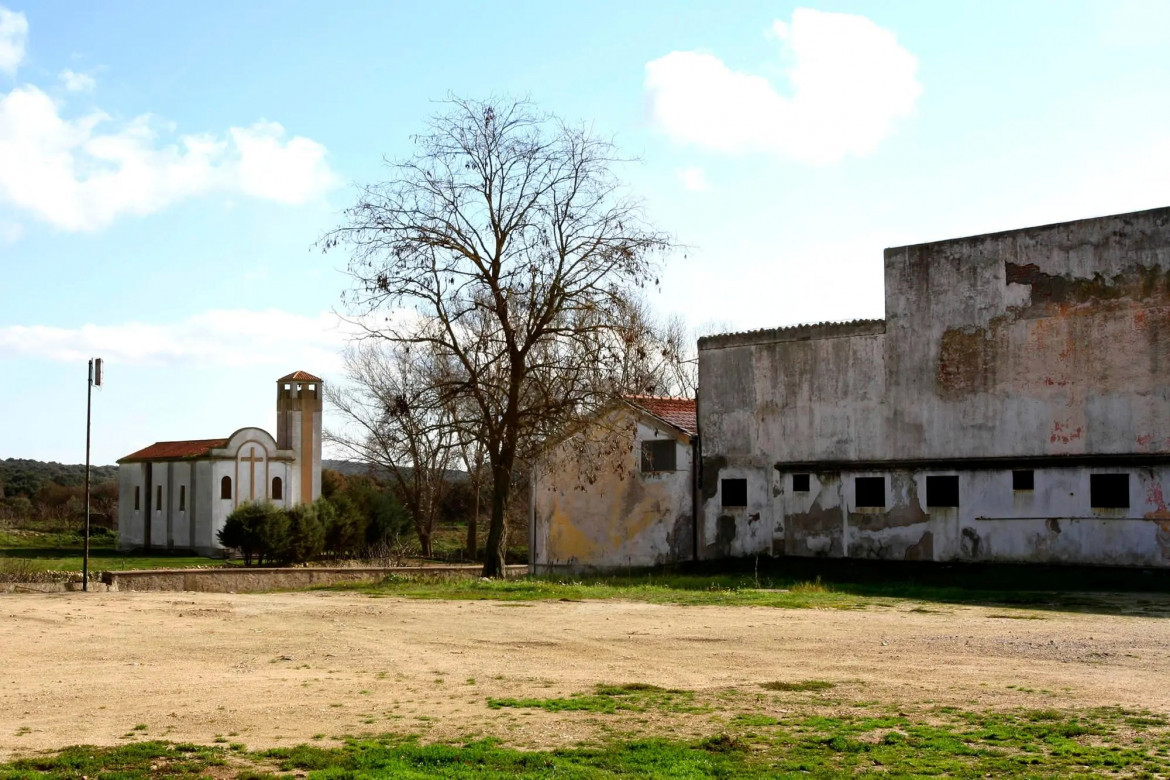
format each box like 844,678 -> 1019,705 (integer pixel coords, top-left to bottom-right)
2,0 -> 1170,466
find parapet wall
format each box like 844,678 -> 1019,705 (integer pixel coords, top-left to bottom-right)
103,565 -> 526,593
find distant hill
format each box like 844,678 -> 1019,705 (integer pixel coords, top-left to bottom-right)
0,458 -> 118,499
323,459 -> 468,483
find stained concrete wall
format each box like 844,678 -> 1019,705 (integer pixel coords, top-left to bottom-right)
531,407 -> 694,572
698,207 -> 1170,567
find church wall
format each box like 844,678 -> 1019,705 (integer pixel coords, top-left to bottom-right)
148,462 -> 168,550
193,460 -> 215,554
210,459 -> 236,552
167,461 -> 192,551
117,463 -> 145,550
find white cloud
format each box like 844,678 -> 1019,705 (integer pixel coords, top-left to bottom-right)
0,85 -> 338,231
676,165 -> 709,192
0,309 -> 354,373
58,68 -> 95,92
645,9 -> 921,164
0,6 -> 26,76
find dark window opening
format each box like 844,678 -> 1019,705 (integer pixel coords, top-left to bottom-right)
220,476 -> 232,500
1090,473 -> 1129,509
640,440 -> 677,472
855,476 -> 885,508
926,475 -> 960,508
272,476 -> 283,500
792,473 -> 810,492
155,485 -> 162,511
721,478 -> 747,507
134,486 -> 140,511
179,485 -> 186,511
1013,470 -> 1034,491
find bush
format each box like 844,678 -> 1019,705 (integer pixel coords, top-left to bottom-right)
322,494 -> 366,557
364,491 -> 411,550
217,502 -> 289,566
284,502 -> 326,563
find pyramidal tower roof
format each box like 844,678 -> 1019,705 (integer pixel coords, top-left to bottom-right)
278,370 -> 322,382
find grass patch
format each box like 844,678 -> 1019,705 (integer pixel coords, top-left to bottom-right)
3,705 -> 1169,778
0,529 -> 223,574
330,572 -> 882,610
488,683 -> 707,715
326,569 -> 1169,614
761,680 -> 835,692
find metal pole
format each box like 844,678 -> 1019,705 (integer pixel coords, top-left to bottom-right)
83,359 -> 92,592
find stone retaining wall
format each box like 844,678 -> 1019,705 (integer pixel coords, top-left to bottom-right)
102,565 -> 526,593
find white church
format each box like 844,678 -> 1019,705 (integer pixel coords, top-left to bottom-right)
117,371 -> 323,556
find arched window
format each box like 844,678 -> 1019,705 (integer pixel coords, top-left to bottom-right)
220,475 -> 232,500
272,476 -> 283,500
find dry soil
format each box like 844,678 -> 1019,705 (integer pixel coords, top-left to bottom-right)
2,590 -> 1169,758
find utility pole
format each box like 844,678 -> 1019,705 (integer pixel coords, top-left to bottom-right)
83,357 -> 103,592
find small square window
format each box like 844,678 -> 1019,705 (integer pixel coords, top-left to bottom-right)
926,475 -> 959,508
1013,470 -> 1034,491
855,476 -> 885,508
640,440 -> 677,472
1090,473 -> 1129,509
792,473 -> 810,492
721,478 -> 747,507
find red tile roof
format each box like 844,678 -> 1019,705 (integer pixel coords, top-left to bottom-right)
119,438 -> 229,463
625,396 -> 697,435
278,370 -> 322,382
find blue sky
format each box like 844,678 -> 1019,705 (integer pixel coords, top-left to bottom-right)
2,0 -> 1169,465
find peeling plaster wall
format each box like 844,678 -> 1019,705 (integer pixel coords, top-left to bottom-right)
697,207 -> 1170,567
531,408 -> 694,573
769,466 -> 1170,567
886,208 -> 1170,460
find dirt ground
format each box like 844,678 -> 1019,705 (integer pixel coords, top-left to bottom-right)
2,590 -> 1170,759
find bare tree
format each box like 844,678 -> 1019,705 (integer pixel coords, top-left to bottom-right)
324,96 -> 673,577
325,341 -> 458,557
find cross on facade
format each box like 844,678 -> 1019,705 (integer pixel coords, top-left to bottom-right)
243,446 -> 261,500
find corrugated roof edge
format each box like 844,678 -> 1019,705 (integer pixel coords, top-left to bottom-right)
698,318 -> 886,350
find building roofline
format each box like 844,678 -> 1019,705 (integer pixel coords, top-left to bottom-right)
884,204 -> 1170,255
698,319 -> 886,351
621,396 -> 697,437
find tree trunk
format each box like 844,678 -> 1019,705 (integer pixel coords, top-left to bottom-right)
419,531 -> 432,558
482,453 -> 513,578
467,479 -> 479,560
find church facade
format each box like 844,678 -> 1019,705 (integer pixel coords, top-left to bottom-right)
117,371 -> 323,555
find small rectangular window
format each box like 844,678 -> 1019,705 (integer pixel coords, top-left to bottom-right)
1090,473 -> 1129,509
855,476 -> 885,508
134,486 -> 140,510
926,475 -> 959,508
640,440 -> 677,472
1013,470 -> 1034,491
792,473 -> 810,492
721,478 -> 747,507
155,485 -> 162,511
179,485 -> 186,511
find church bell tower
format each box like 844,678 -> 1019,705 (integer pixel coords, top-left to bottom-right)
276,371 -> 323,505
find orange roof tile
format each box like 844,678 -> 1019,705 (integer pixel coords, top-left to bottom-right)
278,370 -> 322,382
624,396 -> 697,435
119,438 -> 229,463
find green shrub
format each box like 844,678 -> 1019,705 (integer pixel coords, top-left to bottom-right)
284,502 -> 326,563
217,502 -> 288,566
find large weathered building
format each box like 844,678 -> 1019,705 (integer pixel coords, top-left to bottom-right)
117,371 -> 323,555
697,207 -> 1170,567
